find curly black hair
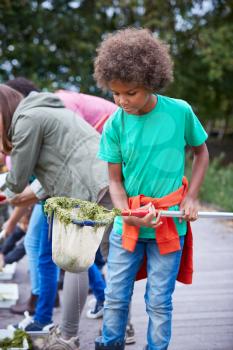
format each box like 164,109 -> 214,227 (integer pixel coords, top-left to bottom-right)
94,28 -> 173,92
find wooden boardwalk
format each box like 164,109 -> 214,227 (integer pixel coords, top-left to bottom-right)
0,218 -> 233,349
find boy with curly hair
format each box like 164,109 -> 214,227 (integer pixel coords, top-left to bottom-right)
94,28 -> 209,350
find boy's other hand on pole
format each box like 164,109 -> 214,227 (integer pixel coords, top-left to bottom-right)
179,195 -> 199,222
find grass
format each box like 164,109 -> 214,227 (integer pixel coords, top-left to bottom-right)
185,154 -> 233,212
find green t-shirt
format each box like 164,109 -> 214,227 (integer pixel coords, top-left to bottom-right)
98,94 -> 208,238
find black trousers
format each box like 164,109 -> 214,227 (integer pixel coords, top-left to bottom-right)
0,226 -> 26,264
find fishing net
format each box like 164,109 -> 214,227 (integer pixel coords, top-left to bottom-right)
45,197 -> 120,272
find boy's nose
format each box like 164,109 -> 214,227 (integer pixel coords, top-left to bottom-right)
119,96 -> 128,107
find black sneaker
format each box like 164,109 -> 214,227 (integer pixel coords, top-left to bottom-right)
23,320 -> 54,332
125,323 -> 136,345
8,311 -> 33,331
8,311 -> 54,333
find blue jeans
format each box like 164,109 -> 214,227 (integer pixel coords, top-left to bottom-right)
24,204 -> 45,295
95,231 -> 184,350
88,263 -> 106,302
24,204 -> 59,324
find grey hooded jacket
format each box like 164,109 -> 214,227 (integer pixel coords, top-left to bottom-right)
3,92 -> 108,201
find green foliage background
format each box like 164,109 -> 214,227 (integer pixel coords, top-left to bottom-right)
185,155 -> 233,211
0,0 -> 233,128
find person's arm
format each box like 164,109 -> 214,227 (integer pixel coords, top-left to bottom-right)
8,178 -> 48,207
180,143 -> 209,221
0,179 -> 47,207
108,163 -> 161,228
8,186 -> 39,207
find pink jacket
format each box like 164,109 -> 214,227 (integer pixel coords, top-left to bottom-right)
55,90 -> 117,130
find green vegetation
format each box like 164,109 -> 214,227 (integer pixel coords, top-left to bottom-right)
0,1 -> 233,133
0,329 -> 32,350
44,197 -> 121,226
185,155 -> 233,211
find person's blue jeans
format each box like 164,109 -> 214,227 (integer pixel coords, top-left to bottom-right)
24,204 -> 45,295
88,263 -> 106,302
24,203 -> 59,325
34,210 -> 58,324
95,230 -> 185,350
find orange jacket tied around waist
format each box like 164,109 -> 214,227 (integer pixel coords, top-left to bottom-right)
122,177 -> 193,284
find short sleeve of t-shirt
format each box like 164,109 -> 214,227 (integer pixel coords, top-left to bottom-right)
185,104 -> 208,146
98,113 -> 122,163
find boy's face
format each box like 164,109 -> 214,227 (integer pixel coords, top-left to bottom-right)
109,80 -> 155,115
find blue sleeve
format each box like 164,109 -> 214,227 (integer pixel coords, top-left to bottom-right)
97,115 -> 122,163
185,104 -> 208,146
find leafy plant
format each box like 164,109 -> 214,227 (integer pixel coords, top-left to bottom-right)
185,154 -> 233,211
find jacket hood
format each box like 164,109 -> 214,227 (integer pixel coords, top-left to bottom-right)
12,91 -> 64,122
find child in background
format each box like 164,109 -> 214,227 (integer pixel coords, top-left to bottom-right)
94,28 -> 209,350
55,89 -> 116,133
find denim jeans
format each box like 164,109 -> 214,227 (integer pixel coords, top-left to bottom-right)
24,204 -> 45,295
95,230 -> 184,350
24,203 -> 59,324
89,263 -> 106,302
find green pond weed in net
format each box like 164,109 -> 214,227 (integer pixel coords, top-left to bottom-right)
44,197 -> 121,227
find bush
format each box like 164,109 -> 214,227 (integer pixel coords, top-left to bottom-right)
185,155 -> 233,212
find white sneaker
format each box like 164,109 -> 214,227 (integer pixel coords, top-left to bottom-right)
86,300 -> 104,319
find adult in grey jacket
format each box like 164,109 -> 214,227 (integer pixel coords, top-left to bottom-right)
0,85 -> 108,202
0,84 -> 109,348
